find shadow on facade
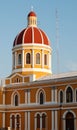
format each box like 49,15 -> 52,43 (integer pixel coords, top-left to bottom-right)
0,128 -> 8,130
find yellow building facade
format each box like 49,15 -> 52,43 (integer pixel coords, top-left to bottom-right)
0,11 -> 77,130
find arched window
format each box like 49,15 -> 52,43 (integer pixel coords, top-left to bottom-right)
13,53 -> 15,66
17,78 -> 18,82
44,54 -> 47,65
35,113 -> 47,130
42,113 -> 46,128
36,53 -> 40,64
18,53 -> 22,65
66,112 -> 74,130
15,94 -> 18,106
16,115 -> 20,129
14,78 -> 20,83
10,114 -> 21,130
66,87 -> 73,103
26,53 -> 31,64
39,92 -> 44,104
76,90 -> 77,102
60,91 -> 63,103
36,114 -> 40,128
11,115 -> 15,128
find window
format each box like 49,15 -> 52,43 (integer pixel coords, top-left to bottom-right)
15,94 -> 18,106
36,53 -> 40,64
10,114 -> 21,130
11,115 -> 15,128
12,92 -> 19,106
17,78 -> 18,82
13,53 -> 15,66
37,114 -> 40,128
40,92 -> 44,104
66,112 -> 74,130
66,87 -> 73,103
44,54 -> 47,65
76,90 -> 77,102
60,91 -> 63,103
14,78 -> 20,83
35,113 -> 47,129
42,114 -> 46,128
37,90 -> 45,105
26,53 -> 31,64
16,115 -> 20,128
18,53 -> 22,65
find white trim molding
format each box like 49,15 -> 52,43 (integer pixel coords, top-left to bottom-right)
28,111 -> 30,130
52,110 -> 55,130
25,112 -> 27,130
12,68 -> 52,74
2,112 -> 5,128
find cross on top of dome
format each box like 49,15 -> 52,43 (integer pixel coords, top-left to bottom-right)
31,6 -> 33,11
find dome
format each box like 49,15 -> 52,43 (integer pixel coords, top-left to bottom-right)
28,11 -> 36,17
13,27 -> 50,46
13,11 -> 50,47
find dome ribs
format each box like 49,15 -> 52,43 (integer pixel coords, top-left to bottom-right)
17,29 -> 25,45
23,27 -> 32,43
34,27 -> 42,43
39,29 -> 50,45
13,27 -> 50,46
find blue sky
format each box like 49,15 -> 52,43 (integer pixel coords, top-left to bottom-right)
0,0 -> 77,78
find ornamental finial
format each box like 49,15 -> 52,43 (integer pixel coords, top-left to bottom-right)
31,5 -> 33,11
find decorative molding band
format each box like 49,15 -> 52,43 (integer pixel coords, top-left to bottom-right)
12,68 -> 52,74
12,43 -> 52,51
0,106 -> 77,113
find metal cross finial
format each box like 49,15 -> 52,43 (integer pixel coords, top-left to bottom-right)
31,6 -> 33,11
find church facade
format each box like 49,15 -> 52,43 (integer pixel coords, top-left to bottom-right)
0,10 -> 77,130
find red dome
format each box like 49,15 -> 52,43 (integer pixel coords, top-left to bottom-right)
28,11 -> 36,17
13,27 -> 50,46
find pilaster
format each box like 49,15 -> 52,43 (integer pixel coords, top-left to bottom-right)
22,49 -> 24,68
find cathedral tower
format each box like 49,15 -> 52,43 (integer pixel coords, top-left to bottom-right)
12,11 -> 52,80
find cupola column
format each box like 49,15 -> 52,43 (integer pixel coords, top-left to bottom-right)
32,49 -> 34,68
48,52 -> 51,69
15,51 -> 17,69
42,49 -> 44,68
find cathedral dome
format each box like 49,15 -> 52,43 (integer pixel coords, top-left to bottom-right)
13,27 -> 50,46
13,11 -> 50,47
